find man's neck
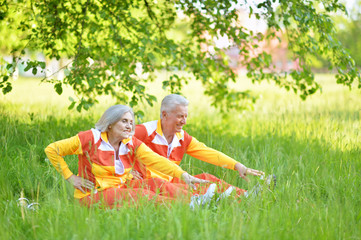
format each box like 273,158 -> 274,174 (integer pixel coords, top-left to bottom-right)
160,120 -> 175,144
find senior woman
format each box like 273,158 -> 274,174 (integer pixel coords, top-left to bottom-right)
45,105 -> 210,208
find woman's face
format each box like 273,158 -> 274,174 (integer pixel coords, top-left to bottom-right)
108,112 -> 133,140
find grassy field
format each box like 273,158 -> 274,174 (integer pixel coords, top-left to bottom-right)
0,73 -> 360,239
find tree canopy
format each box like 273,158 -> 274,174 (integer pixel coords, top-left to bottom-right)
335,0 -> 361,68
0,0 -> 360,115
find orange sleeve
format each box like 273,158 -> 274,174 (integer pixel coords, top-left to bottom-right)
44,135 -> 83,179
135,143 -> 185,178
186,137 -> 238,170
134,124 -> 148,142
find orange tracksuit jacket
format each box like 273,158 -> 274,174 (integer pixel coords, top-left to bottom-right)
134,120 -> 238,181
45,128 -> 185,199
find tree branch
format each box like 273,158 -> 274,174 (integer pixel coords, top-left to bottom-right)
143,0 -> 165,36
73,0 -> 90,66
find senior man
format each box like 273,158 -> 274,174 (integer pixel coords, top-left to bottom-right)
134,94 -> 264,196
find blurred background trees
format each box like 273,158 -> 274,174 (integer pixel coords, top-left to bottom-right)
336,0 -> 361,67
0,0 -> 359,114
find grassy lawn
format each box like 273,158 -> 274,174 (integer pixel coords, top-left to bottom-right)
0,74 -> 360,239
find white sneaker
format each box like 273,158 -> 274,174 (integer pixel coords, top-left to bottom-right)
244,183 -> 261,198
245,174 -> 276,198
17,197 -> 40,211
27,202 -> 40,211
217,186 -> 235,202
189,183 -> 217,209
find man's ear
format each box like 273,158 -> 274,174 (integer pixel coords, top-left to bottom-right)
161,111 -> 167,119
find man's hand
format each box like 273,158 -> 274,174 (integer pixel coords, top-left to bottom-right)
66,175 -> 94,194
181,172 -> 209,190
235,163 -> 265,182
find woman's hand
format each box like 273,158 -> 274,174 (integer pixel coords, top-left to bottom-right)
67,175 -> 94,194
130,170 -> 143,180
181,172 -> 209,190
235,163 -> 264,182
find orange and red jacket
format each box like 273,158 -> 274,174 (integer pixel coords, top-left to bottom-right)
45,128 -> 185,199
134,120 -> 238,181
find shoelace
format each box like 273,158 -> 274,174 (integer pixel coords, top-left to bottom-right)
189,183 -> 217,209
17,197 -> 40,211
216,186 -> 235,202
244,174 -> 277,198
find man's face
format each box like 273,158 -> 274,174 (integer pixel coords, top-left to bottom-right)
163,105 -> 188,133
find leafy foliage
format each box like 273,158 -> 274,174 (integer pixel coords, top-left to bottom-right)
335,0 -> 361,68
0,0 -> 360,112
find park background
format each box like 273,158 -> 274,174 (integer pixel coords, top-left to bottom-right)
0,0 -> 361,239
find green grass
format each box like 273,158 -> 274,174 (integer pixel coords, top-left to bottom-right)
0,74 -> 360,239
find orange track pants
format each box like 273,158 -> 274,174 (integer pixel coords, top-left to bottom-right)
80,178 -> 191,208
80,173 -> 245,208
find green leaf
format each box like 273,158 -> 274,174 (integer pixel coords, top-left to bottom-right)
68,101 -> 76,110
24,64 -> 31,72
54,82 -> 63,95
76,103 -> 82,112
32,67 -> 37,75
64,68 -> 70,76
6,63 -> 13,70
2,83 -> 12,94
39,62 -> 46,69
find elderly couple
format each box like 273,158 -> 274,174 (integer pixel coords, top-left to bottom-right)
45,94 -> 265,208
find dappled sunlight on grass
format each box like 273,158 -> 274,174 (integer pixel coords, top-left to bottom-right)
0,73 -> 360,239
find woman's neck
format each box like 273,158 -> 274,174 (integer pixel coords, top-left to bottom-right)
107,132 -> 123,154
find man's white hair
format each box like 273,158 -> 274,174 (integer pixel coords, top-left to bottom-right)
160,94 -> 189,118
95,105 -> 135,134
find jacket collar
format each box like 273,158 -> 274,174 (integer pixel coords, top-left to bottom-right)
156,119 -> 183,140
101,132 -> 132,145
